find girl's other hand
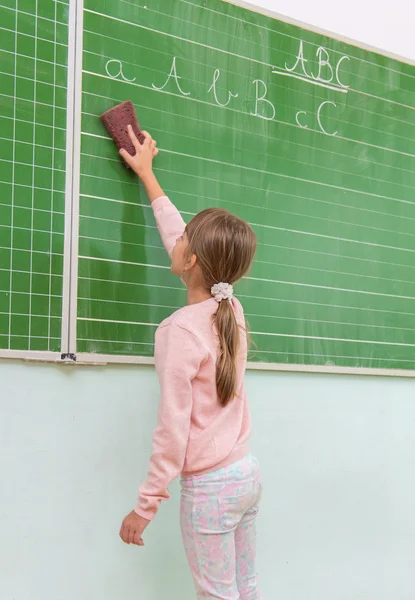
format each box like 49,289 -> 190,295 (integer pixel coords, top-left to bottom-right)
119,510 -> 150,546
120,125 -> 158,178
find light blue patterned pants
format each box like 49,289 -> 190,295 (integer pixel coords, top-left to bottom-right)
180,455 -> 263,600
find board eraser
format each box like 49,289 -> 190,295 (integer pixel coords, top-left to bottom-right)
100,100 -> 145,165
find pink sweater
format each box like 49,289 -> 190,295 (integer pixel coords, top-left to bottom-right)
135,196 -> 252,521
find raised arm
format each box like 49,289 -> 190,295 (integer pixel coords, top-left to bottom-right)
120,126 -> 186,256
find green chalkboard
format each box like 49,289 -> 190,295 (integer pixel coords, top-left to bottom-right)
0,0 -> 69,353
77,0 -> 415,370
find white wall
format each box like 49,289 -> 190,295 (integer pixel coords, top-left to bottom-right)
1,2 -> 414,599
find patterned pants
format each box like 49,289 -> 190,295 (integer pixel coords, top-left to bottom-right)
180,455 -> 263,600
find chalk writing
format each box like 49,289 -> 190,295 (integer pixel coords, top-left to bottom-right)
317,101 -> 338,136
284,40 -> 350,90
335,55 -> 350,88
102,46 -> 352,137
285,40 -> 310,78
295,110 -> 308,129
250,80 -> 276,121
152,56 -> 190,96
312,47 -> 334,83
208,69 -> 238,107
105,59 -> 136,82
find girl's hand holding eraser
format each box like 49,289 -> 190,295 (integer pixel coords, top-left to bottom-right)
100,100 -> 161,201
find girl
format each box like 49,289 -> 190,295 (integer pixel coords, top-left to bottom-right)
119,126 -> 262,600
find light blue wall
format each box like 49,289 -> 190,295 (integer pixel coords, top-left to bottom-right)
1,360 -> 415,599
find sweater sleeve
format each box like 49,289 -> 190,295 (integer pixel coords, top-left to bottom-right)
135,322 -> 206,520
151,196 -> 186,257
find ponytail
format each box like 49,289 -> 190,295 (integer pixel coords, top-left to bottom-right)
213,300 -> 240,407
184,207 -> 257,407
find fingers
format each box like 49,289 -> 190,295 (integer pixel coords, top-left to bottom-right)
150,138 -> 158,157
127,124 -> 141,152
133,530 -> 144,545
141,130 -> 152,147
119,148 -> 134,167
119,523 -> 130,544
128,528 -> 136,545
120,522 -> 145,546
120,129 -> 158,165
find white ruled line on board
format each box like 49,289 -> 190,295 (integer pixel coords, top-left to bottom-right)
78,296 -> 177,310
1,158 -> 66,173
0,136 -> 65,154
0,311 -> 60,319
271,68 -> 348,93
0,245 -> 63,257
80,126 -> 415,204
79,214 -> 158,230
81,88 -> 415,177
79,185 -> 415,237
0,70 -> 67,90
76,275 -> 413,318
2,114 -> 66,131
77,294 -> 415,333
0,92 -> 67,112
48,0 -> 58,351
7,2 -> 18,349
0,289 -> 62,298
244,312 -> 415,333
250,220 -> 415,254
79,255 -> 169,270
0,5 -> 69,26
78,191 -> 415,272
161,147 -> 415,204
77,338 -> 152,346
79,230 -> 415,288
0,26 -> 67,47
0,47 -> 68,69
77,206 -> 415,256
249,330 -> 415,347
75,316 -> 415,348
0,267 -> 63,277
0,202 -> 64,216
0,180 -> 65,195
28,0 -> 39,352
78,317 -> 159,327
0,224 -> 64,236
79,255 -> 415,301
79,234 -> 161,252
250,350 -> 415,365
238,291 -> 415,318
81,115 -> 415,194
245,273 -> 415,301
78,230 -> 415,288
78,275 -> 183,294
78,183 -> 415,260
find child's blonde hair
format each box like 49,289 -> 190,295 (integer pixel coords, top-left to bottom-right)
185,208 -> 257,407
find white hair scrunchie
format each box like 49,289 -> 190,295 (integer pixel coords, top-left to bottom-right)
211,282 -> 234,303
